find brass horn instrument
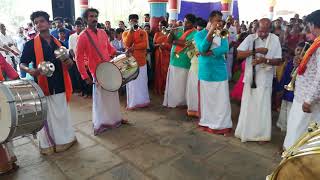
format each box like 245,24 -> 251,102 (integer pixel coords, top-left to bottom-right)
161,26 -> 171,35
212,28 -> 229,38
284,42 -> 311,91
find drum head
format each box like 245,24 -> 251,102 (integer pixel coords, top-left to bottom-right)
0,85 -> 14,143
96,62 -> 122,91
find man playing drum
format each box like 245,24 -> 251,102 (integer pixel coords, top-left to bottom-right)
19,11 -> 76,155
122,14 -> 150,110
284,10 -> 320,150
76,8 -> 126,136
0,53 -> 19,175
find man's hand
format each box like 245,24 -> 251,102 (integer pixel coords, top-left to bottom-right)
252,57 -> 266,66
302,102 -> 312,113
29,68 -> 41,77
84,78 -> 93,85
255,48 -> 268,55
293,56 -> 302,67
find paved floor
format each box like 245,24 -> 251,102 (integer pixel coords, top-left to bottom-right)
2,92 -> 285,180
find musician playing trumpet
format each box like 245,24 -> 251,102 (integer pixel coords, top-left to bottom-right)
163,14 -> 197,108
194,11 -> 232,136
235,18 -> 282,143
284,10 -> 320,150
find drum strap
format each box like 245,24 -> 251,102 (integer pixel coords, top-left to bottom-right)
84,30 -> 105,62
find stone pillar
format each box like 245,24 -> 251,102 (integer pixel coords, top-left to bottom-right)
221,0 -> 233,20
79,0 -> 89,16
148,0 -> 168,32
268,0 -> 277,20
168,0 -> 178,25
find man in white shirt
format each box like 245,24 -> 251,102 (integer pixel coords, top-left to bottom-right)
111,28 -> 125,54
235,18 -> 283,143
0,23 -> 20,70
225,16 -> 238,80
283,10 -> 320,150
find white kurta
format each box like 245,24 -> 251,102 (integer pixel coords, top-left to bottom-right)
276,100 -> 292,132
234,33 -> 282,142
93,84 -> 122,135
163,65 -> 189,108
38,93 -> 76,150
283,99 -> 320,149
186,56 -> 199,113
199,80 -> 232,130
126,65 -> 150,109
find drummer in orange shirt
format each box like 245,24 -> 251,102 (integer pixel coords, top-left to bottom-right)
76,8 -> 126,136
122,14 -> 150,110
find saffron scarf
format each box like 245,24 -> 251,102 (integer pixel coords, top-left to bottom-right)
34,34 -> 72,102
298,36 -> 320,75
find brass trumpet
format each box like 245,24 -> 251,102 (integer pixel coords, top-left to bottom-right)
284,42 -> 311,91
161,26 -> 171,35
213,29 -> 229,39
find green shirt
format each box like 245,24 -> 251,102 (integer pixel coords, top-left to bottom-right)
170,28 -> 197,69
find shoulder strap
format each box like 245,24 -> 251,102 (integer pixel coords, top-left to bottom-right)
84,30 -> 104,61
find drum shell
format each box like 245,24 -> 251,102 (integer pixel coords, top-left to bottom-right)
0,80 -> 47,143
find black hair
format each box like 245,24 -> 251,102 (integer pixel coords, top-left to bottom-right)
144,13 -> 150,17
63,18 -> 71,23
184,14 -> 197,24
196,18 -> 207,28
109,28 -> 115,32
82,8 -> 99,20
297,41 -> 311,51
144,24 -> 151,28
305,10 -> 320,28
115,28 -> 124,34
58,28 -> 65,33
74,20 -> 82,26
54,17 -> 63,22
208,11 -> 223,20
129,14 -> 139,21
159,20 -> 168,27
30,11 -> 50,23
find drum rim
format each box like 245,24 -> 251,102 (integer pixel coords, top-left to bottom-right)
0,82 -> 18,144
95,62 -> 123,92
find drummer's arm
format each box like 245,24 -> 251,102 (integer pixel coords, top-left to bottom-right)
0,54 -> 19,80
75,36 -> 89,80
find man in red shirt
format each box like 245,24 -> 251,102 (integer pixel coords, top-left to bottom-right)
76,8 -> 125,136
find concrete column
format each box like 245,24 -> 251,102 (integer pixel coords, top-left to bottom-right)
168,0 -> 178,25
221,0 -> 233,20
148,0 -> 168,32
79,0 -> 89,16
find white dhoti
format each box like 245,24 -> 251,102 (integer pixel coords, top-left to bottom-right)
235,83 -> 272,142
163,65 -> 189,108
93,84 -> 122,135
186,69 -> 198,116
283,100 -> 320,150
199,80 -> 232,133
38,93 -> 76,154
276,100 -> 292,132
126,65 -> 150,109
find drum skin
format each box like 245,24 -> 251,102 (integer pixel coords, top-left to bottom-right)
95,55 -> 139,91
0,80 -> 47,143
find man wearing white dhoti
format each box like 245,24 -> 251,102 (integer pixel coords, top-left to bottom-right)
20,11 -> 76,155
76,8 -> 125,135
194,11 -> 232,135
163,14 -> 197,108
283,10 -> 320,150
234,18 -> 282,143
123,14 -> 150,110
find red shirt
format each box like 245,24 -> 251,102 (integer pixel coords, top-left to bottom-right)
0,54 -> 19,80
76,28 -> 116,79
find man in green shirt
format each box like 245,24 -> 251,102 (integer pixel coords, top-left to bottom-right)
163,14 -> 197,108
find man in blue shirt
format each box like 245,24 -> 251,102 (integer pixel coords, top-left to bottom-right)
50,17 -> 71,40
194,11 -> 232,136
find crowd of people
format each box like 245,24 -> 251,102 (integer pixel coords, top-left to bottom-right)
0,7 -> 320,176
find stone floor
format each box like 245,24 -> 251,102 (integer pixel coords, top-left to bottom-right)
2,92 -> 285,180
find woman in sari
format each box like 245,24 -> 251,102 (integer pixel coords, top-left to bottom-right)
153,20 -> 172,95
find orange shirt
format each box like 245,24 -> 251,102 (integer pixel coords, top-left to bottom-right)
122,29 -> 148,67
76,28 -> 116,79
